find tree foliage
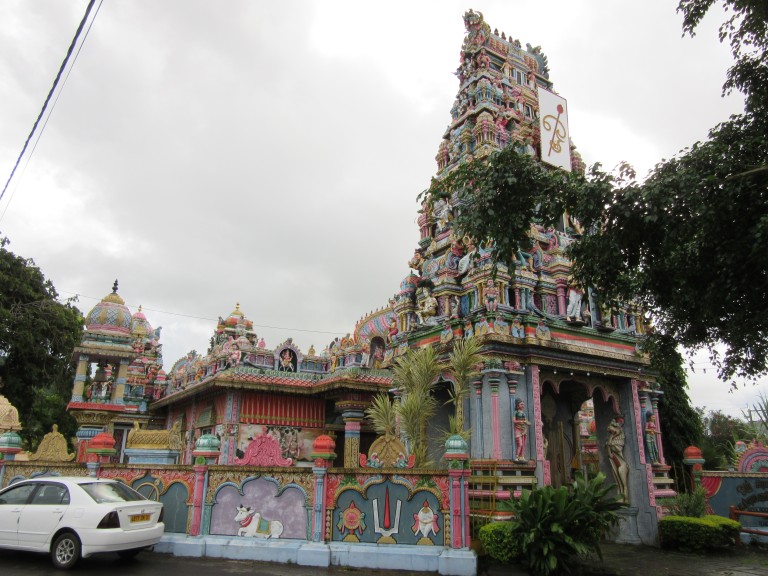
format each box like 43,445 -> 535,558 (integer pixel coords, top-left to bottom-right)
0,237 -> 83,449
650,335 -> 704,476
697,407 -> 753,469
391,345 -> 443,466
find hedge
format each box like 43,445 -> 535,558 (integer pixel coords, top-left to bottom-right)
659,515 -> 741,551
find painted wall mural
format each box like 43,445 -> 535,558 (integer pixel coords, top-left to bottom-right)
236,424 -> 320,464
208,476 -> 308,539
332,476 -> 444,546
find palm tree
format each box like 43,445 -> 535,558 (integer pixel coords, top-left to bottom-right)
365,392 -> 396,437
392,345 -> 443,466
446,335 -> 484,434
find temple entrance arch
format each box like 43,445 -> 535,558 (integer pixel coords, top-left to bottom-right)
541,378 -> 619,488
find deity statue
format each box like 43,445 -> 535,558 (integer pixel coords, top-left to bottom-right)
645,412 -> 661,464
535,319 -> 551,340
416,287 -> 438,325
566,277 -> 584,322
606,418 -> 629,503
450,296 -> 461,319
514,399 -> 530,461
511,316 -> 525,338
279,349 -> 295,372
387,317 -> 399,343
484,279 -> 499,312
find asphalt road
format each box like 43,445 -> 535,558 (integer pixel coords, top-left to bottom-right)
0,549 -> 427,576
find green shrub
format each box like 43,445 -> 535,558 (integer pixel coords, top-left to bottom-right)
478,522 -> 520,563
505,473 -> 624,576
668,486 -> 707,518
659,515 -> 741,551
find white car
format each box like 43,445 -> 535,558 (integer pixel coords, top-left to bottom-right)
0,476 -> 164,569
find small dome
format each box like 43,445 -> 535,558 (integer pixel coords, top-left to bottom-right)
131,306 -> 153,339
683,445 -> 703,460
85,281 -> 132,336
88,431 -> 117,452
219,303 -> 254,331
0,431 -> 23,452
399,273 -> 419,295
195,433 -> 221,452
445,433 -> 469,455
313,434 -> 336,454
0,395 -> 22,432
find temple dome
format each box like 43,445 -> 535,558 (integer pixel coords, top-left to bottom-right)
399,273 -> 419,295
131,306 -> 153,340
85,281 -> 132,336
0,395 -> 22,432
219,303 -> 254,331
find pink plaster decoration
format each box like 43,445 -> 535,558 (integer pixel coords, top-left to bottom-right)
433,476 -> 451,510
234,433 -> 293,466
228,393 -> 240,463
531,365 -> 549,478
345,421 -> 362,433
555,279 -> 567,316
631,380 -> 647,464
325,473 -> 341,509
632,379 -> 656,507
651,401 -> 666,465
190,464 -> 206,536
450,475 -> 462,548
490,386 -> 502,460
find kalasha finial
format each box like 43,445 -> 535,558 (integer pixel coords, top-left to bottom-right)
112,279 -> 119,293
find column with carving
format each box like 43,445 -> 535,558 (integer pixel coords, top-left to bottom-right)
310,435 -> 336,542
555,277 -> 567,316
650,393 -> 666,465
341,409 -> 364,468
488,374 -> 502,460
71,355 -> 89,401
113,358 -> 130,405
473,379 -> 484,458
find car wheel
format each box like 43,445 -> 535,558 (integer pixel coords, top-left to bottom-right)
51,532 -> 81,570
117,548 -> 142,559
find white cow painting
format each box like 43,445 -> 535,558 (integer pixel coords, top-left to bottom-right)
234,504 -> 284,538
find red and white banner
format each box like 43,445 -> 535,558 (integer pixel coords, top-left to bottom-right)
537,87 -> 571,172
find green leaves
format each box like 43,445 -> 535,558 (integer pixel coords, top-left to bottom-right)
503,473 -> 623,576
0,237 -> 83,450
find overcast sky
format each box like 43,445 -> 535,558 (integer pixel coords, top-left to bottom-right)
0,0 -> 763,418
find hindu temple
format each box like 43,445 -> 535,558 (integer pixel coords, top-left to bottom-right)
56,9 -> 672,558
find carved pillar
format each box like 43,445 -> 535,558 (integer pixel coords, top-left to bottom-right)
507,375 -> 518,461
342,409 -> 364,468
189,463 -> 207,536
473,379 -> 484,458
530,365 -> 549,484
71,355 -> 89,401
444,435 -> 471,549
113,359 -> 130,405
650,394 -> 666,465
488,374 -> 502,460
514,287 -> 521,309
555,278 -> 567,316
310,435 -> 336,542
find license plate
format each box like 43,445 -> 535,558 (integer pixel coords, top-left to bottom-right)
130,514 -> 150,523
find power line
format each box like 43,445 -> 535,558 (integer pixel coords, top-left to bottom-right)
56,290 -> 343,336
0,0 -> 100,206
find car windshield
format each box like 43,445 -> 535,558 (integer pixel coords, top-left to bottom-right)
79,481 -> 146,503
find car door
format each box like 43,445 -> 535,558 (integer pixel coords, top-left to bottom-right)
0,483 -> 37,547
17,482 -> 70,550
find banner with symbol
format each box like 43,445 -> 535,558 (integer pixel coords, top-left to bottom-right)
537,87 -> 571,172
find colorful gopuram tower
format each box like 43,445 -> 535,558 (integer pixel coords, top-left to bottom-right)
67,281 -> 165,462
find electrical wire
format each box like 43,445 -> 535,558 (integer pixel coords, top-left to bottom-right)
0,0 -> 100,208
56,290 -> 343,335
